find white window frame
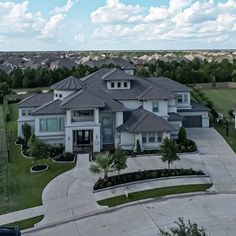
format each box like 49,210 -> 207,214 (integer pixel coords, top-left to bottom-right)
152,101 -> 159,113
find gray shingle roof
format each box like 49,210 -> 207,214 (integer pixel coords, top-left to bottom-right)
51,75 -> 82,91
168,112 -> 184,121
32,99 -> 65,115
17,93 -> 54,108
102,68 -> 135,81
178,100 -> 210,112
60,89 -> 105,109
145,77 -> 191,92
117,107 -> 174,133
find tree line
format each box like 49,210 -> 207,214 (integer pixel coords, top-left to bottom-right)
137,58 -> 236,84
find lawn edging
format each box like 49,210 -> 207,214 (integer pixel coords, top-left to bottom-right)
93,175 -> 210,193
97,183 -> 213,207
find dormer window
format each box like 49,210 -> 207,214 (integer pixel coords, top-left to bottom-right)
124,82 -> 127,88
59,94 -> 62,98
107,81 -> 131,89
117,82 -> 121,88
111,82 -> 115,88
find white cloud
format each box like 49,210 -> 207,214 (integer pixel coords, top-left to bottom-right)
74,33 -> 85,42
51,0 -> 77,14
90,0 -> 144,24
91,0 -> 236,45
0,0 -> 76,39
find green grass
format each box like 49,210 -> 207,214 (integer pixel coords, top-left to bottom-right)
97,184 -> 212,207
203,88 -> 236,116
0,104 -> 75,214
3,215 -> 44,230
214,123 -> 236,153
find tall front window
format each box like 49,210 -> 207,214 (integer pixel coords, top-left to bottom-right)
72,110 -> 94,122
39,118 -> 64,132
102,117 -> 114,144
152,101 -> 159,112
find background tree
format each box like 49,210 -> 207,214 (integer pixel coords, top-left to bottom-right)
112,146 -> 128,178
160,138 -> 179,170
89,152 -> 114,181
159,217 -> 207,236
178,127 -> 187,143
232,69 -> 236,82
22,123 -> 31,142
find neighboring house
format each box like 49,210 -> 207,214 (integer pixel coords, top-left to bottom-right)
17,68 -> 209,153
50,58 -> 78,70
83,58 -> 135,75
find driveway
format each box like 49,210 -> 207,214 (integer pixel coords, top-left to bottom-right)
186,128 -> 236,192
38,128 -> 236,226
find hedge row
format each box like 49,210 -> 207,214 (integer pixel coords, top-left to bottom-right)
94,168 -> 205,190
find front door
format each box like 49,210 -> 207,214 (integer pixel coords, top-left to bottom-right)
77,130 -> 92,145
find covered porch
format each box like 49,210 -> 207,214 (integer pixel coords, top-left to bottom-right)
73,130 -> 93,153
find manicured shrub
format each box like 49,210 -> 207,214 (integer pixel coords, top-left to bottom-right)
178,127 -> 187,143
22,123 -> 31,142
136,139 -> 141,154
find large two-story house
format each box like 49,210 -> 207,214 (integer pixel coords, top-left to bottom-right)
17,68 -> 209,153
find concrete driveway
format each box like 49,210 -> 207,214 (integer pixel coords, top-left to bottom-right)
186,128 -> 236,192
36,128 -> 236,227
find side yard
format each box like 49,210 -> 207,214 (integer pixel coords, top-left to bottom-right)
0,103 -> 75,215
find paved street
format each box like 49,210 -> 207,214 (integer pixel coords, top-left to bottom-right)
23,193 -> 236,236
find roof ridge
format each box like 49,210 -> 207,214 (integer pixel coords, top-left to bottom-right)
138,86 -> 152,100
32,99 -> 58,113
101,68 -> 117,79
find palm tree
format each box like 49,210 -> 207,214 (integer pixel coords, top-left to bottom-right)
89,151 -> 114,181
160,138 -> 179,170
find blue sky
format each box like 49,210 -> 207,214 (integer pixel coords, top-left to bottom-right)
0,0 -> 235,51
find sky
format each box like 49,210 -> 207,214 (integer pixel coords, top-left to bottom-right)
0,0 -> 236,51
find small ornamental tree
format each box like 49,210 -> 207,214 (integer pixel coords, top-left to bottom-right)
22,123 -> 31,142
112,146 -> 128,178
159,217 -> 208,236
89,152 -> 114,181
160,138 -> 179,170
136,139 -> 141,154
178,127 -> 187,143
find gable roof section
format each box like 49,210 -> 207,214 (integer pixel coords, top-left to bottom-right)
32,99 -> 65,115
117,107 -> 174,133
51,75 -> 82,91
102,68 -> 135,81
145,77 -> 191,92
178,100 -> 210,112
18,93 -> 53,108
60,88 -> 105,109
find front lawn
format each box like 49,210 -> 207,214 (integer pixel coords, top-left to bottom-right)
0,104 -> 75,215
97,184 -> 212,207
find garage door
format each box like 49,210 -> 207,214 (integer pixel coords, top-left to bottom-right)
182,116 -> 202,128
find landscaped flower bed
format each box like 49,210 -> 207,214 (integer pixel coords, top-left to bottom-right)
177,139 -> 197,153
31,164 -> 49,173
93,168 -> 205,190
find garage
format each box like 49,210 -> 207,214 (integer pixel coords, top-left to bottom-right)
182,115 -> 202,128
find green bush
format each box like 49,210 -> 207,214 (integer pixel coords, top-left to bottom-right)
178,127 -> 187,143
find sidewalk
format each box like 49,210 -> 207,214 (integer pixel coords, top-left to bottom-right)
0,206 -> 43,226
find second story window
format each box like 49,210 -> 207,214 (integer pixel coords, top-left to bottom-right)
72,110 -> 94,122
21,110 -> 26,116
152,101 -> 159,113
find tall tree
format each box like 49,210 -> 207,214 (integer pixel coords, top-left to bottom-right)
160,138 -> 179,170
89,152 -> 114,181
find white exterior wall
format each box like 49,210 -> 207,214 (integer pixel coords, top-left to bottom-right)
54,90 -> 75,100
65,125 -> 101,153
115,112 -> 123,147
176,92 -> 191,109
179,111 -> 209,128
34,114 -> 66,145
120,100 -> 142,110
120,132 -> 135,150
143,100 -> 168,118
17,108 -> 35,137
168,99 -> 177,113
